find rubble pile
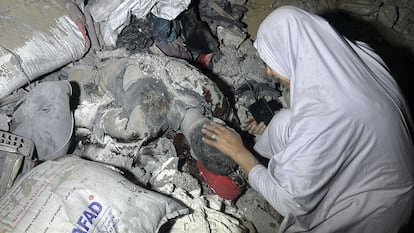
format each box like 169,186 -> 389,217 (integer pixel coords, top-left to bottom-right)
0,0 -> 284,232
263,0 -> 414,53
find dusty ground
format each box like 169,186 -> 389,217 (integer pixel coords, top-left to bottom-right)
242,0 -> 278,40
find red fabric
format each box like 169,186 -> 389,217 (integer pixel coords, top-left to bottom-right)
197,161 -> 242,200
196,53 -> 211,69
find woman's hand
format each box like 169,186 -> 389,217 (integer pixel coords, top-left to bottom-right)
202,122 -> 245,159
242,116 -> 267,135
202,122 -> 259,174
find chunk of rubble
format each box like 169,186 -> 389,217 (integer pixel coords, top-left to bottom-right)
167,188 -> 248,233
217,25 -> 247,49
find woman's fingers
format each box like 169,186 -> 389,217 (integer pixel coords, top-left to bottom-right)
201,123 -> 245,159
248,122 -> 265,134
201,134 -> 217,147
202,122 -> 228,134
201,123 -> 224,142
201,123 -> 257,173
255,122 -> 267,135
243,118 -> 266,135
242,118 -> 257,132
244,116 -> 256,124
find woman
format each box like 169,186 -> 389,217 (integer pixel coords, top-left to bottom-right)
202,6 -> 414,233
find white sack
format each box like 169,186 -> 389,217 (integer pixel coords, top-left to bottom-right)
89,0 -> 191,47
0,0 -> 90,98
0,156 -> 188,233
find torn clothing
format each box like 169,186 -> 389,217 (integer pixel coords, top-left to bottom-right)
89,0 -> 191,46
251,6 -> 414,233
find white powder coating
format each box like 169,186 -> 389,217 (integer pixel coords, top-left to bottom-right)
0,0 -> 89,98
65,31 -> 282,231
0,156 -> 188,233
3,0 -> 412,231
0,4 -> 284,230
168,189 -> 246,233
15,16 -> 87,78
69,53 -> 231,147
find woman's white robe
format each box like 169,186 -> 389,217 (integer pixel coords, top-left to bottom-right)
250,6 -> 414,233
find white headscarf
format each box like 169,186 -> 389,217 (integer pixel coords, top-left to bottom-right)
250,6 -> 414,232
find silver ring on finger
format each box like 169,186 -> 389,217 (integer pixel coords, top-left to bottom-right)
211,134 -> 217,140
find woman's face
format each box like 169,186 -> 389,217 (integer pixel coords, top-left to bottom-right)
266,65 -> 290,89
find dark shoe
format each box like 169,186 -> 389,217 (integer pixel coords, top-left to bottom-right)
180,8 -> 219,54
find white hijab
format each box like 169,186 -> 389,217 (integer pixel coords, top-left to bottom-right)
251,6 -> 414,232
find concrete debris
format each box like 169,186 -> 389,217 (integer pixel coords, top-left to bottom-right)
199,0 -> 248,30
0,114 -> 10,132
270,0 -> 414,53
217,25 -> 247,49
167,189 -> 247,233
235,188 -> 282,233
